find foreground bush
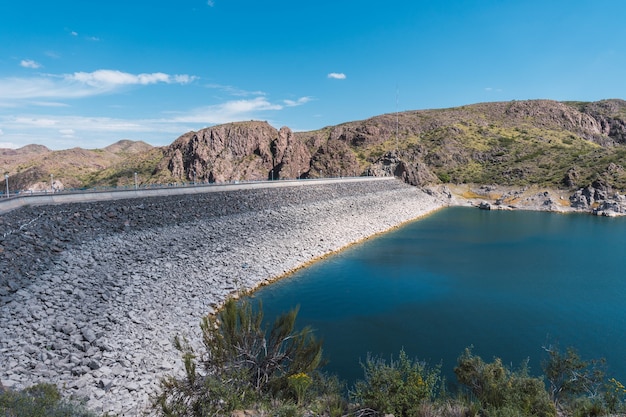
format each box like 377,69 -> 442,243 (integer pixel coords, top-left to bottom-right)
351,349 -> 441,417
0,383 -> 97,417
154,298 -> 324,416
454,347 -> 556,417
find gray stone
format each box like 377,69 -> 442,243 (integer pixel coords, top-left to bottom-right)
126,381 -> 140,392
98,378 -> 113,391
81,328 -> 97,343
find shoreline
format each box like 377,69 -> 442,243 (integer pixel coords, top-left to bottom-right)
0,179 -> 446,415
243,203 -> 449,300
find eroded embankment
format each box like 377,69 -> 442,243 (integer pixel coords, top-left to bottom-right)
0,179 -> 446,415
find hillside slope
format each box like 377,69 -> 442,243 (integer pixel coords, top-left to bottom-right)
0,140 -> 159,191
3,99 -> 626,196
293,99 -> 626,188
154,99 -> 626,191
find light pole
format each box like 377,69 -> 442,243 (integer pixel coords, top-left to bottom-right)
50,173 -> 54,192
4,174 -> 8,198
134,172 -> 138,190
270,169 -> 273,181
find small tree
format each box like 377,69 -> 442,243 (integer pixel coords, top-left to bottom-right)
541,344 -> 606,409
155,298 -> 324,416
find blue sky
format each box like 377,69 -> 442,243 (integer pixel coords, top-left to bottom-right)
1,0 -> 625,150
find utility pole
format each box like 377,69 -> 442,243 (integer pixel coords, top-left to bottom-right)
4,173 -> 8,198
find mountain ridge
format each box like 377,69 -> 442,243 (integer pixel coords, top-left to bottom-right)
2,99 -> 626,195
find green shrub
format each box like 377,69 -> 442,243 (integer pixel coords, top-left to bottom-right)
604,377 -> 626,413
308,373 -> 348,417
274,402 -> 301,417
0,383 -> 97,417
437,172 -> 451,183
569,397 -> 606,417
455,347 -> 555,417
351,349 -> 441,417
154,298 -> 324,416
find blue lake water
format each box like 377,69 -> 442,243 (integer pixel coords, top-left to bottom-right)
249,207 -> 626,384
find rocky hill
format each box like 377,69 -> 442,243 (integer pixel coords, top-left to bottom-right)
152,121 -> 311,183
3,99 -> 626,197
295,99 -> 626,186
0,140 -> 160,192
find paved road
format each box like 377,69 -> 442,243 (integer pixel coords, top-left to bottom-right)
0,176 -> 395,215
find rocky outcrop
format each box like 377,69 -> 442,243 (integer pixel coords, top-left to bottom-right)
155,121 -> 312,183
571,99 -> 626,145
367,151 -> 438,186
569,179 -> 626,216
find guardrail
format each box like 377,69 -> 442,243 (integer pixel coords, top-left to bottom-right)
0,176 -> 396,215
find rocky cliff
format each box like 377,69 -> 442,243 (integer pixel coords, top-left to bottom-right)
154,121 -> 311,182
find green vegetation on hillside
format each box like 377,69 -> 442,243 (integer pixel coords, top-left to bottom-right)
300,99 -> 626,190
83,147 -> 166,187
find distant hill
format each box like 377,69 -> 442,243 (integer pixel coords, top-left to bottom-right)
0,140 -> 161,192
3,99 -> 626,193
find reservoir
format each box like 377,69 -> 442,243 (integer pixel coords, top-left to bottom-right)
251,207 -> 626,384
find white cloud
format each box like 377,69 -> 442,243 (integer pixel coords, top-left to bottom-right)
0,79 -> 309,149
172,97 -> 283,124
0,70 -> 197,102
0,77 -> 92,100
0,142 -> 18,149
207,0 -> 215,6
71,31 -> 78,36
284,96 -> 313,107
59,129 -> 75,136
173,74 -> 195,84
20,59 -> 42,69
0,96 -> 285,149
14,117 -> 59,127
205,83 -> 265,97
31,101 -> 70,107
328,72 -> 346,80
0,114 -> 170,149
0,128 -> 3,135
67,70 -> 195,87
87,36 -> 100,41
